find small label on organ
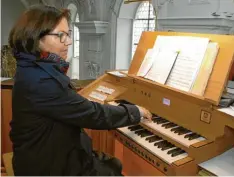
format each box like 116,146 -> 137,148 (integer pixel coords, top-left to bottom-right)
163,98 -> 170,106
200,110 -> 211,124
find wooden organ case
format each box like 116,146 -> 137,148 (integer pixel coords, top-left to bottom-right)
79,32 -> 234,176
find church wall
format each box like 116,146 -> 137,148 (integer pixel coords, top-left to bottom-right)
158,0 -> 234,19
114,0 -> 234,72
2,0 -> 233,79
153,0 -> 234,34
1,0 -> 26,47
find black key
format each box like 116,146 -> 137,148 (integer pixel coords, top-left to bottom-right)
184,132 -> 196,139
167,147 -> 180,155
157,141 -> 167,149
152,115 -> 160,119
159,141 -> 170,149
188,133 -> 201,140
161,122 -> 171,127
174,127 -> 187,134
135,129 -> 147,135
140,131 -> 153,138
162,122 -> 177,129
171,127 -> 182,132
127,125 -> 136,129
162,143 -> 174,151
154,140 -> 166,147
146,135 -> 162,143
155,119 -> 169,124
178,129 -> 191,135
171,149 -> 185,157
128,125 -> 143,131
153,117 -> 163,123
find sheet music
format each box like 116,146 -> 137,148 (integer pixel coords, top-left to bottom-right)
166,51 -> 204,91
145,50 -> 179,84
137,49 -> 156,77
191,42 -> 219,95
153,36 -> 209,92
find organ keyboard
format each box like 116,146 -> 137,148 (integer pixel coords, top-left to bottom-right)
141,116 -> 206,147
118,125 -> 189,164
79,32 -> 234,175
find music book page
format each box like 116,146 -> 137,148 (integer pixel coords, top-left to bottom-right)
191,42 -> 219,95
137,49 -> 156,77
145,50 -> 179,84
153,36 -> 209,92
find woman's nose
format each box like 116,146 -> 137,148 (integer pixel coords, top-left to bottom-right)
65,36 -> 72,46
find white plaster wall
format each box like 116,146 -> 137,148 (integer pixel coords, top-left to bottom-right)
116,18 -> 133,69
153,0 -> 234,33
115,1 -> 140,70
119,1 -> 140,19
160,0 -> 234,18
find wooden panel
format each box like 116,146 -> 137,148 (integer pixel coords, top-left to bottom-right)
114,139 -> 124,163
91,130 -> 100,151
106,131 -> 114,155
85,130 -> 114,155
122,146 -> 165,176
128,31 -> 234,105
99,131 -> 107,152
114,139 -> 165,176
189,126 -> 234,163
1,88 -> 13,155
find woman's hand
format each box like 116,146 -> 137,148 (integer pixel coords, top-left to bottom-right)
136,105 -> 152,121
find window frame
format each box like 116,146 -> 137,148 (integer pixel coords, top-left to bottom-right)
73,13 -> 80,58
132,1 -> 155,58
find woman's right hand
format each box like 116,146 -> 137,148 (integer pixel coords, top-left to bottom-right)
136,105 -> 152,121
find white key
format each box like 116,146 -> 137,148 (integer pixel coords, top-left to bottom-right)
141,119 -> 206,147
118,127 -> 188,164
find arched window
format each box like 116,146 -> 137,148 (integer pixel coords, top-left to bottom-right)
132,1 -> 155,57
74,13 -> 79,58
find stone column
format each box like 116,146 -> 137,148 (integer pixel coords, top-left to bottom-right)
76,21 -> 109,79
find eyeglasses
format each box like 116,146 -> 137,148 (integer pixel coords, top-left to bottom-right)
47,30 -> 72,43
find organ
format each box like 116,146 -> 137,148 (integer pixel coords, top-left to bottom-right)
79,31 -> 234,175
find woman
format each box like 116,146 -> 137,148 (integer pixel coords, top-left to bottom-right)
9,4 -> 152,176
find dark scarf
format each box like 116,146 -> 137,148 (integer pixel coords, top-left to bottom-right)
40,51 -> 69,74
13,50 -> 69,74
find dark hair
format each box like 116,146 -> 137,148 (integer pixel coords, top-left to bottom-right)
9,4 -> 70,55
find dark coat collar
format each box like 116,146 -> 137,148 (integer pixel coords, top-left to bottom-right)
15,52 -> 70,89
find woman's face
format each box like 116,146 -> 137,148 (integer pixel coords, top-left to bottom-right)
39,17 -> 72,60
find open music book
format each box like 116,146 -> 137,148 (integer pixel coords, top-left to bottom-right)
191,42 -> 219,95
145,50 -> 179,84
136,35 -> 219,95
137,49 -> 179,84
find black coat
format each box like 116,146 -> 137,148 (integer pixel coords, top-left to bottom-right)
10,53 -> 141,175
